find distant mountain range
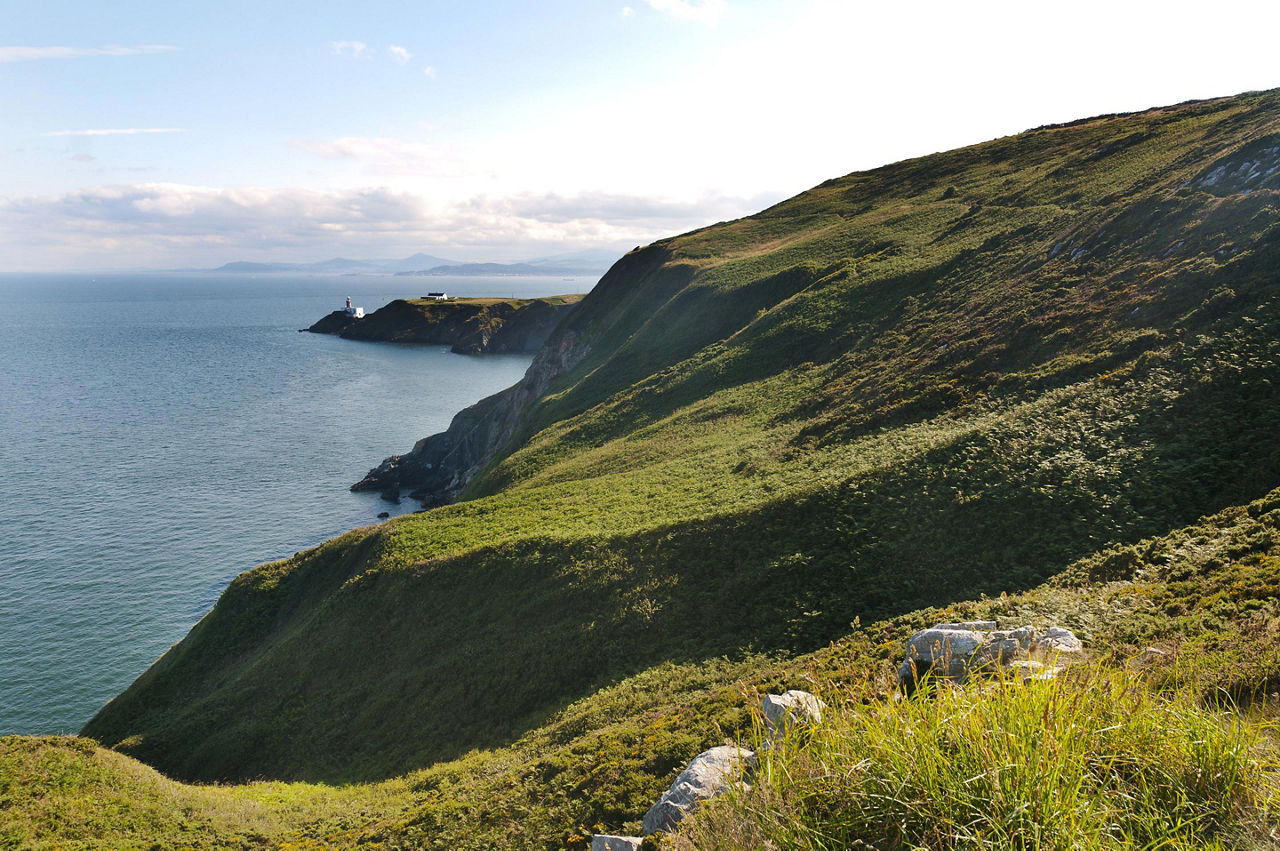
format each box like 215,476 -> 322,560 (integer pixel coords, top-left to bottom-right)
211,248 -> 619,276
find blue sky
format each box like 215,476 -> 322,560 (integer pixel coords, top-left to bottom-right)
5,0 -> 1280,271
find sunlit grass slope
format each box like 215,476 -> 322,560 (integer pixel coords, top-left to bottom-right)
84,88 -> 1280,792
17,486 -> 1280,847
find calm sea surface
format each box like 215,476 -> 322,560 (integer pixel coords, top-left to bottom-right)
0,272 -> 594,734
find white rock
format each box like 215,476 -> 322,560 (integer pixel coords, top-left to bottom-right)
904,628 -> 985,679
933,620 -> 998,632
1032,626 -> 1083,660
1128,647 -> 1168,669
642,745 -> 755,835
592,835 -> 643,851
1008,660 -> 1062,682
761,690 -> 825,735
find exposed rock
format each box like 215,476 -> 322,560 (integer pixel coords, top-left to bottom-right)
1128,646 -> 1168,669
1007,660 -> 1062,683
761,689 -> 824,735
900,622 -> 1084,693
309,294 -> 584,354
306,310 -> 360,335
642,745 -> 755,835
353,245 -> 678,504
592,835 -> 643,851
903,627 -> 985,679
376,511 -> 390,519
1031,626 -> 1083,661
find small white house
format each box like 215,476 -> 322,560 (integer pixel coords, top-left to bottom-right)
344,296 -> 365,318
425,292 -> 448,300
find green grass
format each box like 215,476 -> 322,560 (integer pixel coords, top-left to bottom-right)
14,487 -> 1280,847
11,87 -> 1277,845
675,668 -> 1279,850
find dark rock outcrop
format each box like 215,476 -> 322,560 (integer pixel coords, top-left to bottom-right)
308,295 -> 584,355
351,245 -> 676,504
306,310 -> 361,335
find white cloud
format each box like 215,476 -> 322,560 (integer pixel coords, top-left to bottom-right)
387,45 -> 412,65
0,44 -> 179,62
329,40 -> 368,58
423,65 -> 437,79
621,6 -> 635,16
645,0 -> 725,25
0,183 -> 753,269
43,128 -> 184,137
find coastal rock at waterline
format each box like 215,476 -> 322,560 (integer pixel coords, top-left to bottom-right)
592,835 -> 643,851
761,689 -> 825,735
377,511 -> 390,519
642,745 -> 755,835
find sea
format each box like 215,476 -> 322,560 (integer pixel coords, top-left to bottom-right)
0,272 -> 595,735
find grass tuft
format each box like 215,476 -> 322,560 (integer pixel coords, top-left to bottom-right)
676,668 -> 1280,849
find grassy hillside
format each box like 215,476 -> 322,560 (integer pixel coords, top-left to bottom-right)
12,486 -> 1280,847
83,89 -> 1280,788
15,87 -> 1269,845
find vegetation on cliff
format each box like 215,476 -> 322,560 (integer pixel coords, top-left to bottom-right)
308,294 -> 584,354
13,88 -> 1280,846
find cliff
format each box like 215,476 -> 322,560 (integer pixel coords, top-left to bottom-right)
307,294 -> 585,354
80,86 -> 1280,838
350,247 -> 679,500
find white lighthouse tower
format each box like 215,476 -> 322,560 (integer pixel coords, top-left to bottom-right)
344,296 -> 365,319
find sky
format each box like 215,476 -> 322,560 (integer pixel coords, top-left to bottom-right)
4,0 -> 1280,272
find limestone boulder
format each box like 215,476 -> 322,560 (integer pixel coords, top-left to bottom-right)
1031,626 -> 1083,661
903,627 -> 985,679
761,690 -> 825,736
592,835 -> 643,851
642,745 -> 755,835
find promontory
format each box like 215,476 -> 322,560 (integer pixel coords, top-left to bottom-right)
307,293 -> 585,354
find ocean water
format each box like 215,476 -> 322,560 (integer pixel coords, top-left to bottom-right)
0,272 -> 594,735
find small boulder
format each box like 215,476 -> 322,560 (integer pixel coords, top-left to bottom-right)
1032,626 -> 1083,661
592,835 -> 643,851
1007,660 -> 1062,683
904,627 -> 985,679
377,511 -> 390,519
1128,647 -> 1168,669
973,625 -> 1036,666
761,690 -> 825,735
642,745 -> 755,835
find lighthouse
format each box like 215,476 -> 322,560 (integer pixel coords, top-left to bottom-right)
344,296 -> 365,319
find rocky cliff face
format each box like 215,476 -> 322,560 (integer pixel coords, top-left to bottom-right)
351,245 -> 675,503
308,295 -> 583,354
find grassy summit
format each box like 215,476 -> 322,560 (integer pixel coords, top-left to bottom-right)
23,88 -> 1280,844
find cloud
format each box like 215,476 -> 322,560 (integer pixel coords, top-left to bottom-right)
387,45 -> 412,65
0,44 -> 179,62
43,128 -> 184,137
621,6 -> 635,16
423,65 -> 437,79
329,40 -> 368,58
645,0 -> 726,24
0,183 -> 764,269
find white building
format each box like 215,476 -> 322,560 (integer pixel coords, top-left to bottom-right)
344,296 -> 365,319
